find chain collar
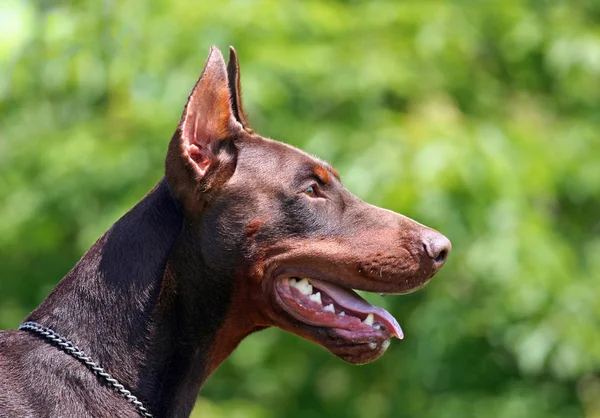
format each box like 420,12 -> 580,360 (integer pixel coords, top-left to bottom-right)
19,321 -> 153,418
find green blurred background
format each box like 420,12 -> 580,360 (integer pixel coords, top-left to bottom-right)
1,1 -> 600,417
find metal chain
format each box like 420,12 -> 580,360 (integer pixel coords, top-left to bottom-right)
19,321 -> 153,418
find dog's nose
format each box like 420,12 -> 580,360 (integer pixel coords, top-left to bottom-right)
422,231 -> 451,266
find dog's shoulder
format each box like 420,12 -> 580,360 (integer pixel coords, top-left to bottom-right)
0,330 -> 139,417
0,330 -> 41,417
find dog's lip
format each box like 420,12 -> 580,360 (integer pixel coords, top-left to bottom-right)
273,276 -> 403,340
269,264 -> 430,296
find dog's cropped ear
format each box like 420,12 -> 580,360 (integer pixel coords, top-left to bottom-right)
167,46 -> 241,207
227,46 -> 252,133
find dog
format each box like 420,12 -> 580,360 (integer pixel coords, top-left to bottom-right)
0,46 -> 451,417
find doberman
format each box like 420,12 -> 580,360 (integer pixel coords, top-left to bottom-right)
0,46 -> 451,417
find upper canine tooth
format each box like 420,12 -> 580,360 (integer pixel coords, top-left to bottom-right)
309,292 -> 322,305
324,304 -> 335,313
293,278 -> 313,295
363,313 -> 374,326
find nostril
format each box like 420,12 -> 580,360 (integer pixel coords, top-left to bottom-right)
434,249 -> 448,264
423,233 -> 452,265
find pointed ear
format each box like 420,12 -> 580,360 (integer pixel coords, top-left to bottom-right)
227,46 -> 252,133
173,46 -> 241,182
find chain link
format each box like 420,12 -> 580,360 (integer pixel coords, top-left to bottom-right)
19,321 -> 153,418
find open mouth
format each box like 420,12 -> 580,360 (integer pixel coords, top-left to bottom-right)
274,277 -> 403,344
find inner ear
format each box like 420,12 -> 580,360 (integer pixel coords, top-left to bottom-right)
187,143 -> 211,176
227,46 -> 252,133
166,46 -> 242,205
177,46 -> 240,179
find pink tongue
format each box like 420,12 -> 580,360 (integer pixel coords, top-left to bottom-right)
311,279 -> 404,339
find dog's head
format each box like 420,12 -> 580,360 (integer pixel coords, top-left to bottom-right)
165,47 -> 451,366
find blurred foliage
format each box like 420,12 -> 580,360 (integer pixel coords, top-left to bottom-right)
1,0 -> 600,417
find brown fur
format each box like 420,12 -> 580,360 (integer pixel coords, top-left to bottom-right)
0,46 -> 450,418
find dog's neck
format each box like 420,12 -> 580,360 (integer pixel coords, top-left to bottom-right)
27,178 -> 253,417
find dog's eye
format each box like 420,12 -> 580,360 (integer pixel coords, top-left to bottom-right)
303,184 -> 318,198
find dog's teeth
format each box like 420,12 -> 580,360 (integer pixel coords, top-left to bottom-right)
292,278 -> 313,295
373,324 -> 383,330
324,304 -> 335,313
368,342 -> 377,350
309,292 -> 322,305
339,311 -> 345,317
363,313 -> 374,326
290,278 -> 297,285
